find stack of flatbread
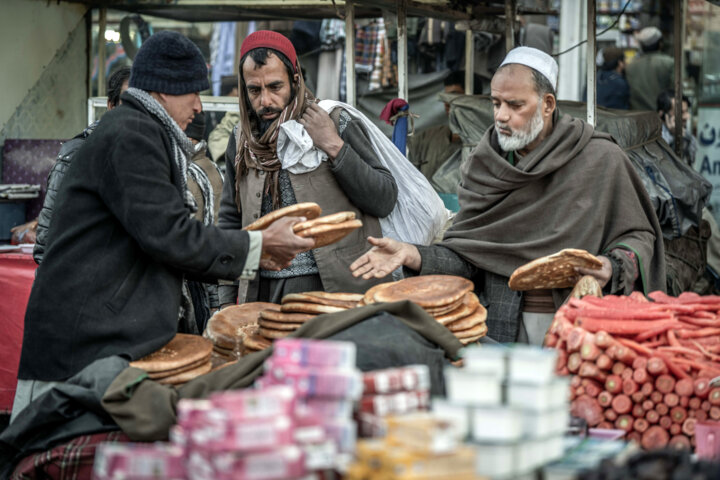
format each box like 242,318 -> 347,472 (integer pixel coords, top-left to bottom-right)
244,202 -> 322,231
292,212 -> 363,248
362,275 -> 488,345
130,334 -> 213,386
508,248 -> 603,291
204,302 -> 280,364
251,292 -> 364,350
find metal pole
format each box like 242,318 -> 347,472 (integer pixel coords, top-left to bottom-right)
98,8 -> 107,97
397,0 -> 408,101
345,1 -> 356,107
506,0 -> 516,52
586,0 -> 596,126
465,30 -> 474,95
673,0 -> 683,157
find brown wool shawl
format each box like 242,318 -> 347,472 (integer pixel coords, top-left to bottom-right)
440,113 -> 666,293
234,62 -> 316,209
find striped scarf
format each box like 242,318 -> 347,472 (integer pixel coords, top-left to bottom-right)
125,87 -> 197,216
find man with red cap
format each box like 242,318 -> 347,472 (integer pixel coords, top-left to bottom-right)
218,30 -> 398,305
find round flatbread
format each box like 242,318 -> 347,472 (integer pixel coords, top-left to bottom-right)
373,275 -> 474,308
210,359 -> 238,373
280,302 -> 346,315
259,327 -> 293,340
445,307 -> 487,332
205,303 -> 280,349
363,282 -> 395,305
244,334 -> 272,351
259,309 -> 316,323
296,219 -> 363,248
508,248 -> 603,291
435,293 -> 480,325
130,334 -> 213,373
158,361 -> 212,385
453,322 -> 488,340
211,349 -> 236,366
244,202 -> 322,231
424,296 -> 466,316
459,329 -> 487,345
292,211 -> 356,233
281,292 -> 361,309
258,318 -> 304,331
147,353 -> 212,379
213,343 -> 238,357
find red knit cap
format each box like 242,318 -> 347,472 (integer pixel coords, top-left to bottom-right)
240,30 -> 298,72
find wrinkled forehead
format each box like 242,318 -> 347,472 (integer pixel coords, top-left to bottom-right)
491,64 -> 536,98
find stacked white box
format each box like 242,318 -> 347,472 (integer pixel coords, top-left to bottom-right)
435,344 -> 568,479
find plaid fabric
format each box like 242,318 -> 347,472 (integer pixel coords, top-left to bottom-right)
368,19 -> 387,91
355,22 -> 381,73
11,431 -> 131,480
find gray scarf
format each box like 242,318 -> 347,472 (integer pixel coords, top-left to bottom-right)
125,87 -> 197,215
188,140 -> 215,226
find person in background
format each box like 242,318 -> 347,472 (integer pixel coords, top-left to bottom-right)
625,26 -> 674,111
207,75 -> 240,168
407,70 -> 481,180
12,31 -> 312,421
657,89 -> 697,168
351,47 -> 665,346
184,111 -> 224,332
596,46 -> 630,110
31,67 -> 132,264
218,30 -> 398,306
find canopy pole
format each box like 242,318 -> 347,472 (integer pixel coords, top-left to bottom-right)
586,0 -> 596,126
345,1 -> 356,107
505,0 -> 516,52
673,0 -> 683,157
397,0 -> 408,101
98,8 -> 107,97
465,30 -> 474,95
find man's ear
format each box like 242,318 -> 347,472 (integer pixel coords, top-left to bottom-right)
293,73 -> 299,85
543,93 -> 556,118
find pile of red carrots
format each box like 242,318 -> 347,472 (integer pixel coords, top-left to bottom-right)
545,291 -> 720,451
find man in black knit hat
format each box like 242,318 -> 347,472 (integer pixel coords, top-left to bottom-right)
11,31 -> 312,420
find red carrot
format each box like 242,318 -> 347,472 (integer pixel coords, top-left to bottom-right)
633,368 -> 648,384
577,307 -> 673,320
645,409 -> 659,424
580,362 -> 607,382
650,391 -> 663,404
633,417 -> 649,433
669,435 -> 691,450
669,423 -> 682,436
664,393 -> 679,407
641,382 -> 653,397
605,409 -> 618,421
632,404 -> 645,418
680,396 -> 689,408
676,328 -> 720,339
642,400 -> 655,411
612,394 -> 633,414
605,375 -> 623,394
710,406 -> 720,420
597,421 -> 614,430
702,400 -> 712,411
544,332 -> 559,347
642,426 -> 670,449
659,416 -> 673,429
595,330 -> 613,349
633,357 -> 648,370
598,391 -> 614,408
567,353 -> 582,373
710,388 -> 720,405
697,410 -> 708,421
596,354 -> 613,371
682,417 -> 697,436
567,327 -> 586,352
612,362 -> 626,376
670,406 -> 687,424
695,378 -> 710,398
655,375 -> 676,394
570,395 -> 604,427
623,379 -> 639,396
615,415 -> 634,432
647,357 -> 668,376
673,378 -> 695,398
616,338 -> 653,358
689,397 -> 701,410
656,404 -> 669,416
656,354 -> 691,379
632,392 -> 645,404
576,318 -> 676,335
581,335 -> 601,361
584,380 -> 603,398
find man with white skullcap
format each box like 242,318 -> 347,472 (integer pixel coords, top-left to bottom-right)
351,46 -> 665,346
625,26 -> 674,110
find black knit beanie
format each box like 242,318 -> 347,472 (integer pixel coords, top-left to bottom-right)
184,111 -> 206,141
130,31 -> 209,95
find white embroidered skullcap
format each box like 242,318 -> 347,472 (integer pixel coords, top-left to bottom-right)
636,26 -> 662,47
499,46 -> 558,90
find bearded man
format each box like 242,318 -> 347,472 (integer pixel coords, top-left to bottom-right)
351,47 -> 666,345
218,31 -> 398,306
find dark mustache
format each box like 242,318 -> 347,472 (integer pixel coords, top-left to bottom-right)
258,107 -> 282,116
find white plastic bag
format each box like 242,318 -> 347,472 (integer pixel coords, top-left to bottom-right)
277,120 -> 328,174
318,100 -> 450,245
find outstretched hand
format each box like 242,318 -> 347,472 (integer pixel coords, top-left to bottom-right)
350,236 -> 420,279
260,216 -> 316,271
575,255 -> 613,288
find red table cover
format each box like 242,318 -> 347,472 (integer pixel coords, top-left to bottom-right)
0,252 -> 36,413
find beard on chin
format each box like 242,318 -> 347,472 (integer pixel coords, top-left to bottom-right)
496,101 -> 544,152
251,108 -> 281,137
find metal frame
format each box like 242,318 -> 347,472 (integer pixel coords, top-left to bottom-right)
87,95 -> 240,123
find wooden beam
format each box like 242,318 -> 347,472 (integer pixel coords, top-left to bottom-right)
586,0 -> 596,126
345,1 -> 356,107
397,0 -> 408,101
505,0 -> 516,52
465,30 -> 474,95
673,0 -> 683,157
98,8 -> 107,97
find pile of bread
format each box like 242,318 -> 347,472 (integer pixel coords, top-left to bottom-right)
129,333 -> 214,386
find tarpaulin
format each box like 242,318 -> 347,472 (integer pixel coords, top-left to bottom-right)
0,253 -> 36,413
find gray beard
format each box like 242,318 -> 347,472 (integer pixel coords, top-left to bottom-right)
496,101 -> 544,152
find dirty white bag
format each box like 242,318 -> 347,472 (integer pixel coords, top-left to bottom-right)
277,120 -> 328,174
315,100 -> 449,245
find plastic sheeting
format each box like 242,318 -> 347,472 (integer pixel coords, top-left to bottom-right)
443,95 -> 712,240
0,253 -> 36,413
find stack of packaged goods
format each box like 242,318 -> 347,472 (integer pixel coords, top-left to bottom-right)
434,345 -> 568,478
256,338 -> 363,467
347,413 -> 479,480
357,365 -> 431,437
